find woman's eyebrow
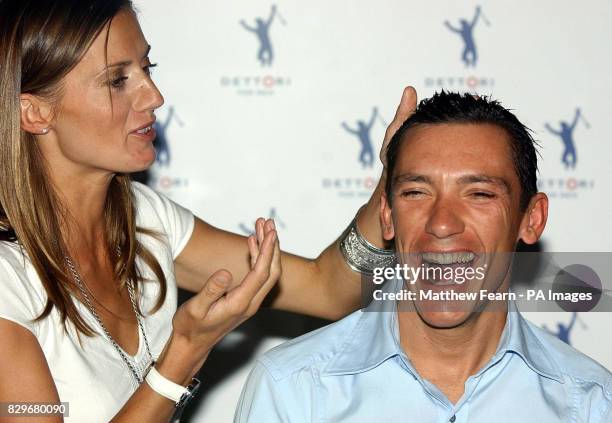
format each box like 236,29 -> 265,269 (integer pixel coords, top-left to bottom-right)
95,44 -> 151,76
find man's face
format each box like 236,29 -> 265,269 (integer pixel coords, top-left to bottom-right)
382,122 -> 542,327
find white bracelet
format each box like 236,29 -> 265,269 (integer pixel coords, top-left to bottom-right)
145,366 -> 190,404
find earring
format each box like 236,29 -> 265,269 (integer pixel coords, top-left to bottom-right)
40,128 -> 49,134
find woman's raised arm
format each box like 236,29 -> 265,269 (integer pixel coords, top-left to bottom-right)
174,87 -> 417,320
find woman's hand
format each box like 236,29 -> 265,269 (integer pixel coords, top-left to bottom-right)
379,86 -> 418,168
171,218 -> 281,356
110,221 -> 280,421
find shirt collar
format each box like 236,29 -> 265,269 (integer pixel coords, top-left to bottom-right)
323,279 -> 564,383
501,299 -> 564,383
323,279 -> 404,376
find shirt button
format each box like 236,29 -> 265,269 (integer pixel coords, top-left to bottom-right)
449,415 -> 456,422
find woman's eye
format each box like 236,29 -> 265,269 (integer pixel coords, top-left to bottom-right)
110,76 -> 128,89
144,63 -> 158,76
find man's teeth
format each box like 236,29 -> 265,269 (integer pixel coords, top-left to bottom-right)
421,252 -> 475,265
136,126 -> 152,134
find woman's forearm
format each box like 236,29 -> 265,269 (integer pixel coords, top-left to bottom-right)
273,178 -> 388,321
304,183 -> 388,320
269,88 -> 418,319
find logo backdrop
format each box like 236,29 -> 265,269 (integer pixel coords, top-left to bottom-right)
135,1 -> 612,421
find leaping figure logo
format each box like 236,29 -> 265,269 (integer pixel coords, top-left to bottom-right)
239,208 -> 286,235
240,4 -> 286,66
542,312 -> 587,346
341,107 -> 386,168
444,5 -> 490,67
153,106 -> 184,167
545,108 -> 589,170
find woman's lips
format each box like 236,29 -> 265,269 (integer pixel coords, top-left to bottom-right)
129,125 -> 156,142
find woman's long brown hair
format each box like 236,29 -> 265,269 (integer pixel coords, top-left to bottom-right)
0,0 -> 168,342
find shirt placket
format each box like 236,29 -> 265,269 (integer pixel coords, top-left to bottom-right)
397,353 -> 460,422
447,352 -> 512,422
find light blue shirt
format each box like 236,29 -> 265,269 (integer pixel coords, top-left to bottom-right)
235,282 -> 612,422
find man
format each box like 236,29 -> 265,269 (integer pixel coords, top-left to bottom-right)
234,92 -> 612,422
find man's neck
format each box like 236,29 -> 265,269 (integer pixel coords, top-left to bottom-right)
397,302 -> 508,404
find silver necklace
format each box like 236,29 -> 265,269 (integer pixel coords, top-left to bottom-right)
65,254 -> 154,385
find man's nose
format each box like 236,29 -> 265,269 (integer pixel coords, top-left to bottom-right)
425,196 -> 465,239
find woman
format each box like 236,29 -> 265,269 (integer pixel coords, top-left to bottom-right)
0,1 -> 416,422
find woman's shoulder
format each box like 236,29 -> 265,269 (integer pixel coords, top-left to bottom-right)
129,180 -> 195,259
0,241 -> 32,276
130,179 -> 161,201
130,180 -> 190,224
0,241 -> 46,293
130,180 -> 172,229
0,241 -> 47,336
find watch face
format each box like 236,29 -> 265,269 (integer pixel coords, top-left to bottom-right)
177,391 -> 191,408
177,378 -> 201,408
189,377 -> 202,394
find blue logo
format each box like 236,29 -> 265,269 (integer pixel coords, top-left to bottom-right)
222,5 -> 290,96
444,5 -> 490,67
542,312 -> 587,346
240,4 -> 286,66
150,106 -> 189,192
239,208 -> 286,235
342,107 -> 386,168
153,106 -> 184,167
322,107 -> 387,200
545,108 -> 589,170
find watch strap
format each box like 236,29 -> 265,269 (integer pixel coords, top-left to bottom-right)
145,366 -> 190,404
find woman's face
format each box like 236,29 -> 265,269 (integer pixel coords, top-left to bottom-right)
49,9 -> 163,176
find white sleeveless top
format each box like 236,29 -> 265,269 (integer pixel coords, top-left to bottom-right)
0,181 -> 195,422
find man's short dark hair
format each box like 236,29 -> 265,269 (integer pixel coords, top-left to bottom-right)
385,91 -> 539,211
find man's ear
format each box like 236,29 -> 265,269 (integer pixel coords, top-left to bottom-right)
517,193 -> 548,245
381,192 -> 395,241
20,94 -> 54,135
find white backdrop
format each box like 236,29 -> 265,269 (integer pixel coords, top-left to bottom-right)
135,1 -> 612,421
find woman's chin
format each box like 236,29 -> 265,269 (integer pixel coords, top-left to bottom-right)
126,149 -> 157,172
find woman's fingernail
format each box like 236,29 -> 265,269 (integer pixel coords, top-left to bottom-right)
215,273 -> 230,283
